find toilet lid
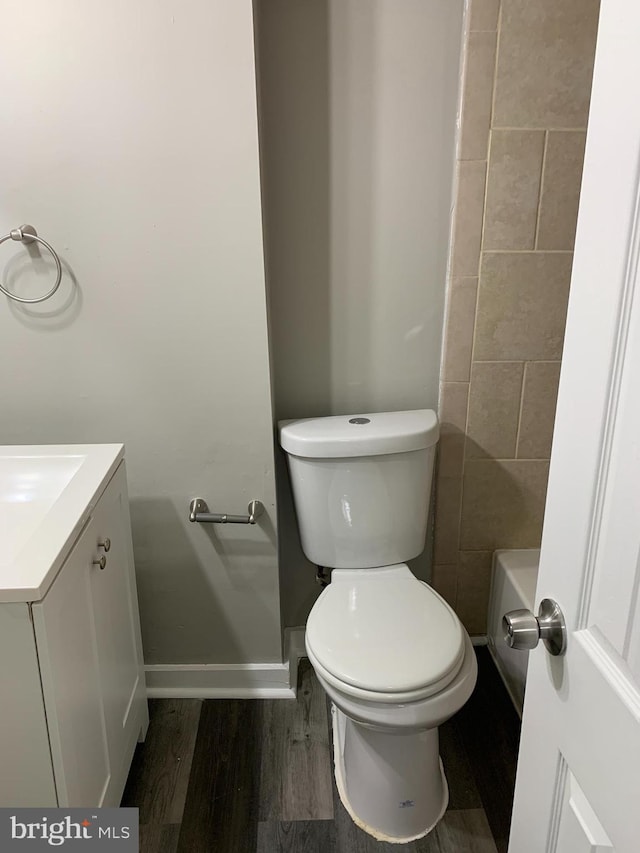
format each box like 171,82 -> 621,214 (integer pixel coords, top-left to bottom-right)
306,565 -> 465,696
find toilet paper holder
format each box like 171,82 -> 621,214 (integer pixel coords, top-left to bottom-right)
189,497 -> 264,525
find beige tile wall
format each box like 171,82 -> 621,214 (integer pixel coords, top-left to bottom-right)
433,0 -> 600,634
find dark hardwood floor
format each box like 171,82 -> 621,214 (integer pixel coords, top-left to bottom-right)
121,648 -> 520,853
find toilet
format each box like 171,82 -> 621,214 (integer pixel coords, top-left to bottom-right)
279,409 -> 477,843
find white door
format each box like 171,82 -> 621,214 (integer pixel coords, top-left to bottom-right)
508,2 -> 640,851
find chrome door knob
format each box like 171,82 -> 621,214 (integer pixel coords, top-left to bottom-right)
502,598 -> 567,656
503,609 -> 540,650
92,555 -> 107,570
98,537 -> 111,552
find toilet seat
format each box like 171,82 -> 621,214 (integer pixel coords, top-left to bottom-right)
306,564 -> 465,704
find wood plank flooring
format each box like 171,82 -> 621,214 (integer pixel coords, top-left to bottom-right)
121,648 -> 520,853
259,663 -> 334,822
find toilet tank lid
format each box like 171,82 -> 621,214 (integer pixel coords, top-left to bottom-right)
279,409 -> 439,458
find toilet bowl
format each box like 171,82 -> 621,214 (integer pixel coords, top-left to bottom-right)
279,410 -> 477,843
305,564 -> 477,842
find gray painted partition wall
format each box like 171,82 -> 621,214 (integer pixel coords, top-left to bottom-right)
255,0 -> 464,625
0,1 -> 281,668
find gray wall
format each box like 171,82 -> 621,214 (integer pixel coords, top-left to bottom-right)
254,0 -> 464,625
0,0 -> 282,665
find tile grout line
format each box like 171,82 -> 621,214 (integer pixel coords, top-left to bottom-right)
533,130 -> 549,249
483,249 -> 573,254
513,362 -> 528,459
489,0 -> 502,135
473,358 -> 561,365
466,457 -> 549,463
492,125 -> 588,132
469,0 -> 501,384
458,0 -> 503,575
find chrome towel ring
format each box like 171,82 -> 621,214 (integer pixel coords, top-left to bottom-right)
0,224 -> 62,304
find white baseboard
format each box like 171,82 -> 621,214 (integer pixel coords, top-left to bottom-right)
144,626 -> 307,700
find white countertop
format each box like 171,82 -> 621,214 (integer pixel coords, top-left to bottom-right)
0,444 -> 124,603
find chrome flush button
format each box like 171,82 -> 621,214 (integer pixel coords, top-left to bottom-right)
349,417 -> 371,424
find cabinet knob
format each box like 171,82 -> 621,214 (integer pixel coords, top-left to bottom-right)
93,555 -> 107,570
98,538 -> 111,552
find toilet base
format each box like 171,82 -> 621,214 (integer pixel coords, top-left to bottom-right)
331,704 -> 449,844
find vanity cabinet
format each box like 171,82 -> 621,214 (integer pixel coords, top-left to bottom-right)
0,458 -> 148,807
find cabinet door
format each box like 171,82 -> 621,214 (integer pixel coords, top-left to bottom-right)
32,516 -> 111,807
0,603 -> 58,806
89,463 -> 147,804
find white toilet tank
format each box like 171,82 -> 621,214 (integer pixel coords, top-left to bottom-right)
279,410 -> 439,569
